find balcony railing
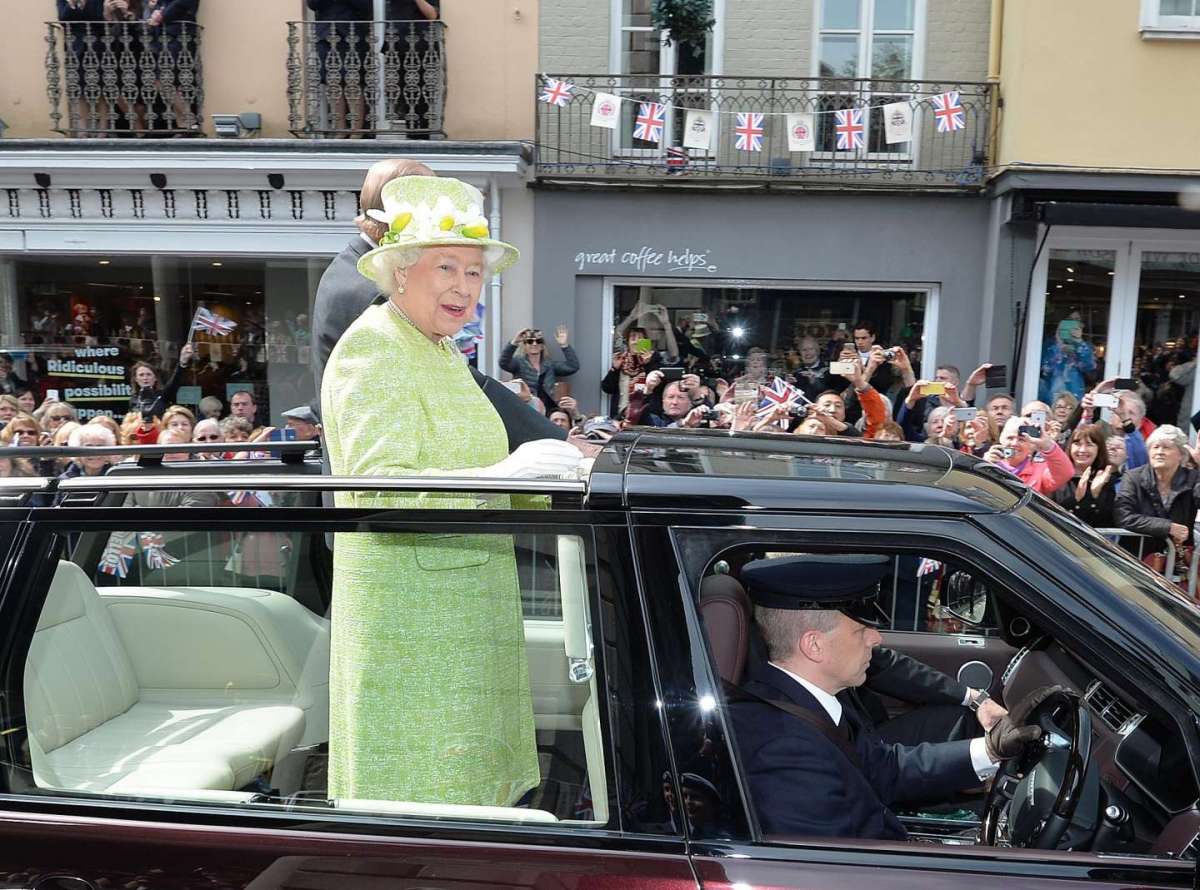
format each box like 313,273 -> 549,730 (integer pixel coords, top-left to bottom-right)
45,21 -> 204,137
286,19 -> 446,139
535,75 -> 995,189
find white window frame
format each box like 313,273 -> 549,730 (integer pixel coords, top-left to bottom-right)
1140,0 -> 1200,38
608,0 -> 726,159
810,0 -> 928,165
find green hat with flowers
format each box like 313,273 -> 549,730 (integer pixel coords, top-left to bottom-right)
357,176 -> 519,289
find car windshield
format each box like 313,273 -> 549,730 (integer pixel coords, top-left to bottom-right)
1022,496 -> 1200,649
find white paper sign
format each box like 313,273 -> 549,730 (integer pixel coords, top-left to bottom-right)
786,113 -> 815,152
590,92 -> 620,130
683,109 -> 714,150
883,101 -> 913,144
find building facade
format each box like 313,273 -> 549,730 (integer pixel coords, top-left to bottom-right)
981,0 -> 1200,427
533,0 -> 999,414
0,0 -> 539,424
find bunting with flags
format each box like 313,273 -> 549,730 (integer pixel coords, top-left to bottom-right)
97,531 -> 137,579
139,532 -> 180,571
834,107 -> 866,151
733,112 -> 764,152
633,101 -> 666,144
931,91 -> 965,133
539,77 -> 574,107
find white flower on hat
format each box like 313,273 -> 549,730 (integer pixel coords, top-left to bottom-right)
367,201 -> 418,244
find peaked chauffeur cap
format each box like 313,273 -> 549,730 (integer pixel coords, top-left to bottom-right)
740,553 -> 889,625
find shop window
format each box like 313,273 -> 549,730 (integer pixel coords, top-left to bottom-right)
10,255 -> 326,427
14,521 -> 616,828
1141,0 -> 1200,37
611,283 -> 926,391
1037,250 -> 1113,405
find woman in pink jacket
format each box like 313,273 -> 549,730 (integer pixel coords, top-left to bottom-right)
982,415 -> 1074,495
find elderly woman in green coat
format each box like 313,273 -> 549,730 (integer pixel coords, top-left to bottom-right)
321,175 -> 582,807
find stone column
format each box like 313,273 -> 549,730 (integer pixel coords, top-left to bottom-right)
0,258 -> 19,350
150,255 -> 183,363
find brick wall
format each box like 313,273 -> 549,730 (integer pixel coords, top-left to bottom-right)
925,0 -> 991,82
540,0 -> 611,74
722,0 -> 812,77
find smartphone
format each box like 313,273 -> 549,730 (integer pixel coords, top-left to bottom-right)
1018,424 -> 1041,438
1092,392 -> 1119,409
830,361 -> 858,375
920,382 -> 946,396
951,407 -> 978,422
502,380 -> 524,394
1030,410 -> 1047,428
984,365 -> 1007,389
733,381 -> 757,405
632,337 -> 653,355
269,428 -> 298,442
1114,377 -> 1136,391
837,322 -> 847,331
691,312 -> 708,323
44,389 -> 60,402
660,367 -> 685,383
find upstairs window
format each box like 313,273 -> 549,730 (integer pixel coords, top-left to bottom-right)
1140,0 -> 1200,37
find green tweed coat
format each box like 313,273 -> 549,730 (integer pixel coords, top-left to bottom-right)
321,303 -> 539,806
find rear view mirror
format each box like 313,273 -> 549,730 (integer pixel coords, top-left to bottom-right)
942,570 -> 990,626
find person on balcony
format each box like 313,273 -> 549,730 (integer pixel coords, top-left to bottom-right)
57,0 -> 105,135
307,1 -> 373,135
141,0 -> 201,133
384,0 -> 440,138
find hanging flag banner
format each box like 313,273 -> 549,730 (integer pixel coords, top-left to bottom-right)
931,90 -> 966,133
539,77 -> 574,107
834,107 -> 866,151
733,112 -> 765,152
683,109 -> 714,150
882,101 -> 913,144
786,112 -> 815,152
632,101 -> 666,144
590,92 -> 620,130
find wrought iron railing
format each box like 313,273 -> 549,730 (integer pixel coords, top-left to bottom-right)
45,20 -> 205,136
535,74 -> 995,188
286,19 -> 446,138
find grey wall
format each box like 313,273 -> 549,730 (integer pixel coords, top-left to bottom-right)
531,188 -> 992,414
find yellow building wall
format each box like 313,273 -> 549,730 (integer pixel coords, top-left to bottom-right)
0,0 -> 536,141
998,0 -> 1200,171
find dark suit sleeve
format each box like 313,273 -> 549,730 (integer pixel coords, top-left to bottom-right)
743,734 -> 859,837
471,366 -> 566,449
865,647 -> 968,706
863,736 -> 979,806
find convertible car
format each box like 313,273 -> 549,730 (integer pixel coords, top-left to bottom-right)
0,430 -> 1198,889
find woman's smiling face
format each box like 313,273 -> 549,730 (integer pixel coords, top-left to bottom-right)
394,246 -> 486,342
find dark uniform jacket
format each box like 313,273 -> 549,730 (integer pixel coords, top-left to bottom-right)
729,661 -> 979,840
310,237 -> 565,451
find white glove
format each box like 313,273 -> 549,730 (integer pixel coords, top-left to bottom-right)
485,439 -> 584,480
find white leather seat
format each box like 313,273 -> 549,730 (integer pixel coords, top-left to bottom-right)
25,561 -> 306,795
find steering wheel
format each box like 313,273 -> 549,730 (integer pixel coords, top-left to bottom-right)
980,688 -> 1092,849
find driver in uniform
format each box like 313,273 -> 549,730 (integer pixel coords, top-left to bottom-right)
728,554 -> 1057,840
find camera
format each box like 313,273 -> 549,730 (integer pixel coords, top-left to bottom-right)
882,348 -> 898,361
787,403 -> 811,419
695,406 -> 722,427
1018,424 -> 1041,438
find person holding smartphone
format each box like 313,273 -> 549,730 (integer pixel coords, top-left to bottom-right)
982,415 -> 1073,495
602,326 -> 660,419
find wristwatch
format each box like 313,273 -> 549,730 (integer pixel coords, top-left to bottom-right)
968,690 -> 991,713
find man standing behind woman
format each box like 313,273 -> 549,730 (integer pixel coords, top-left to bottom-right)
321,175 -> 582,807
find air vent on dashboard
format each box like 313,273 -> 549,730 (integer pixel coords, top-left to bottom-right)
1085,680 -> 1144,735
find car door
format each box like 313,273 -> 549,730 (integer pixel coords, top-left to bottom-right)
0,477 -> 698,890
631,512 -> 1196,889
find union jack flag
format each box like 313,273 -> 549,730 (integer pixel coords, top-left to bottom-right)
539,77 -> 574,107
139,532 -> 180,570
834,108 -> 865,151
916,557 -> 943,578
734,112 -> 764,152
633,101 -> 666,144
755,376 -> 802,419
931,91 -> 965,133
98,531 -> 137,579
191,307 -> 238,337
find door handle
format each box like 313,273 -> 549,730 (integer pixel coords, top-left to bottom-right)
956,636 -> 985,647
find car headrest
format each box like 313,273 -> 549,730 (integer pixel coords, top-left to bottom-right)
36,560 -> 91,631
698,573 -> 752,686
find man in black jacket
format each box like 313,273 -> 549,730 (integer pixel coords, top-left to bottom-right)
311,158 -> 565,451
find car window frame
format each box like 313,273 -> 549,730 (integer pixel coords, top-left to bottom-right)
633,508 -> 1198,881
0,500 -> 683,848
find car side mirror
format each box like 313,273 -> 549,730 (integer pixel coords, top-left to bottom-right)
942,570 -> 990,626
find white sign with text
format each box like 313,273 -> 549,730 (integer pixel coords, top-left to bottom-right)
574,245 -> 719,274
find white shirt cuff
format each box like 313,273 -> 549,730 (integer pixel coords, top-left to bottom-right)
969,737 -> 999,780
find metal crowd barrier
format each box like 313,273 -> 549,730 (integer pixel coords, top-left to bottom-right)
1094,528 -> 1196,597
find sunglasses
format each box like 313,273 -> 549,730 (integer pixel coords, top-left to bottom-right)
12,429 -> 38,436
48,415 -> 70,421
195,434 -> 220,441
524,338 -> 544,345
